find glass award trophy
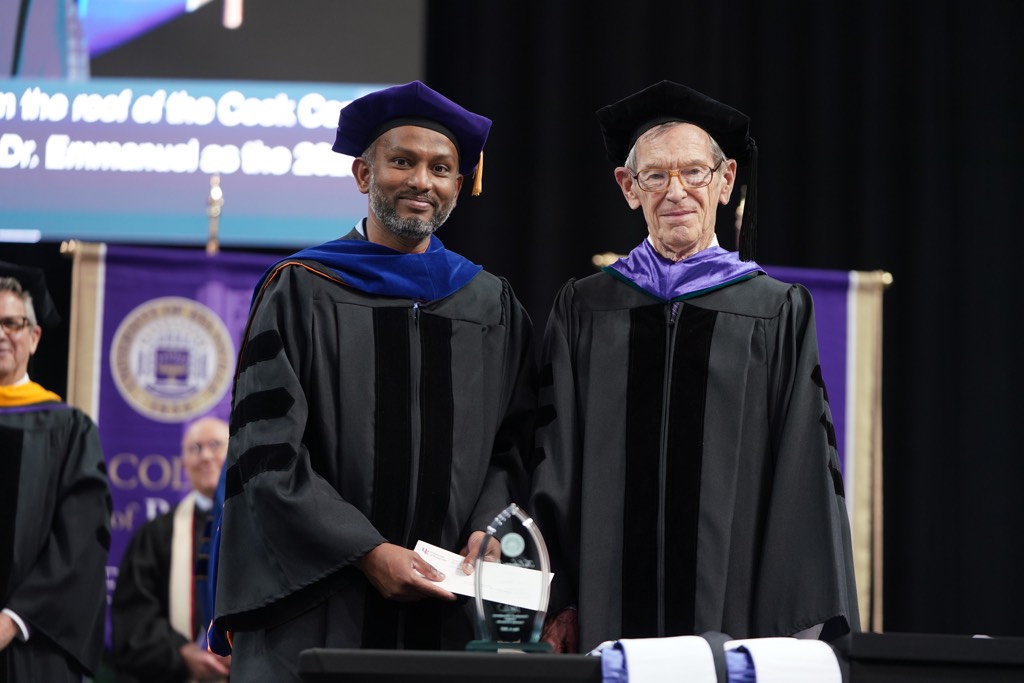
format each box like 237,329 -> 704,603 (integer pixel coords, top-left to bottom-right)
466,503 -> 552,652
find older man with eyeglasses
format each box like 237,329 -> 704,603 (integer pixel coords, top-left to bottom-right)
0,263 -> 112,683
111,415 -> 232,683
529,81 -> 860,654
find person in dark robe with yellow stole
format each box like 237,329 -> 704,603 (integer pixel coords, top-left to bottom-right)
0,263 -> 111,683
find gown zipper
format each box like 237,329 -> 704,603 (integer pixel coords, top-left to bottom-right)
657,301 -> 683,634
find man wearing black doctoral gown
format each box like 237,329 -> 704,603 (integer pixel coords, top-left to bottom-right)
531,82 -> 859,653
0,264 -> 111,683
214,82 -> 536,682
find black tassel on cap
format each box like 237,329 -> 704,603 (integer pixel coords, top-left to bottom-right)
739,139 -> 757,262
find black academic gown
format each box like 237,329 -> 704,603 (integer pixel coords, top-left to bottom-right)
0,398 -> 111,683
530,271 -> 860,652
111,500 -> 209,683
214,257 -> 536,677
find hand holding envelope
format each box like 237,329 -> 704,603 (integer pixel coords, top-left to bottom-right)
413,541 -> 552,611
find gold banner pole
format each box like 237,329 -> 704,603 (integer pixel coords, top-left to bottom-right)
206,174 -> 223,256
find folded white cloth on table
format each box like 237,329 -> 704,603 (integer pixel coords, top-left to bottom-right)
595,635 -> 717,683
725,637 -> 841,683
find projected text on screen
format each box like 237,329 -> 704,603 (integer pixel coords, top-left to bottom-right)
0,78 -> 391,246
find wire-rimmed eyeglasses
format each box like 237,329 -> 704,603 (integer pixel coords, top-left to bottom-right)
629,159 -> 724,192
185,439 -> 226,457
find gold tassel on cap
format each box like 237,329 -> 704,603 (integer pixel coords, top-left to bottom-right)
471,151 -> 484,196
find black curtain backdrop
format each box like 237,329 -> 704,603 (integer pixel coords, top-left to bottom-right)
423,1 -> 1024,637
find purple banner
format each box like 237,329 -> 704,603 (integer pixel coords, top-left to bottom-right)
98,244 -> 277,647
764,265 -> 850,470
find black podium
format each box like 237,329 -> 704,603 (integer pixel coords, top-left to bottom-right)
299,648 -> 600,683
840,632 -> 1024,683
299,633 -> 1024,683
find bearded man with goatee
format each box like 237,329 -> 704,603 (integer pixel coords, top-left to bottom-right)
212,81 -> 537,683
